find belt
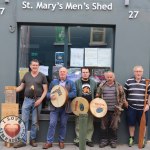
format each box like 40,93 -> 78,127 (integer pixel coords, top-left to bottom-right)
25,96 -> 35,99
25,96 -> 41,100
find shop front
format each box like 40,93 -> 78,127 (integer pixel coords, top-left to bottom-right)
0,0 -> 150,143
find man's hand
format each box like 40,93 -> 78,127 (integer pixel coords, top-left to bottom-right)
50,94 -> 57,100
34,98 -> 42,107
144,104 -> 149,112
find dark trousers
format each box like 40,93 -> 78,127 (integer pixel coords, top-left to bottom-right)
100,111 -> 118,144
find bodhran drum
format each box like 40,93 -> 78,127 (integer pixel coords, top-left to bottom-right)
50,85 -> 68,108
90,98 -> 107,118
71,97 -> 89,116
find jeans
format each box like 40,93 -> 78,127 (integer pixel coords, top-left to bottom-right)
46,107 -> 69,143
22,97 -> 41,143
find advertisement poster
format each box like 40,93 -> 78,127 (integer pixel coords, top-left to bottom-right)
55,52 -> 64,65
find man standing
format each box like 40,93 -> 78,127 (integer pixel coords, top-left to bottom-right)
96,71 -> 124,148
124,66 -> 150,147
14,59 -> 48,148
43,67 -> 76,149
74,67 -> 97,147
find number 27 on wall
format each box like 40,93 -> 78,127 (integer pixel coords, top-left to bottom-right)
129,11 -> 139,19
0,8 -> 5,15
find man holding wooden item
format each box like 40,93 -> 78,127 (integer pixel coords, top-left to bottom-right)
124,66 -> 150,148
96,71 -> 124,148
43,67 -> 76,149
13,59 -> 48,148
74,67 -> 97,147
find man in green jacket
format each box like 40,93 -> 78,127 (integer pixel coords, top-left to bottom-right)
74,67 -> 97,147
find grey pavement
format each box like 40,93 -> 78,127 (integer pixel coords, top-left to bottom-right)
0,142 -> 150,150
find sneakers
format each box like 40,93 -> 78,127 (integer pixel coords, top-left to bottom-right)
143,138 -> 147,148
128,137 -> 134,147
13,141 -> 26,148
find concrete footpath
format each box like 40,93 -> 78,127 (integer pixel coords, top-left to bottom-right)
0,142 -> 150,150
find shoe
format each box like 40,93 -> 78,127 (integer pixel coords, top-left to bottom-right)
74,142 -> 79,147
59,142 -> 64,149
86,141 -> 94,147
13,141 -> 26,148
128,137 -> 134,147
99,142 -> 108,148
110,143 -> 117,148
143,138 -> 147,148
30,140 -> 38,147
43,143 -> 52,149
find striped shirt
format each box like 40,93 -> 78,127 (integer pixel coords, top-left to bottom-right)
124,77 -> 150,110
103,84 -> 117,111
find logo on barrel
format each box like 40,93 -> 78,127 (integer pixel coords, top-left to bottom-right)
0,115 -> 25,143
94,102 -> 105,113
51,87 -> 62,96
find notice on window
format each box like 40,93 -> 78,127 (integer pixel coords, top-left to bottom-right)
70,48 -> 84,67
39,66 -> 49,76
97,48 -> 111,67
85,48 -> 98,66
85,48 -> 111,67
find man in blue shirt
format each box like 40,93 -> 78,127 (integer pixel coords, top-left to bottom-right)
43,67 -> 76,149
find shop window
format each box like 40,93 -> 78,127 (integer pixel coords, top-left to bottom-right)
18,25 -> 114,113
89,27 -> 106,46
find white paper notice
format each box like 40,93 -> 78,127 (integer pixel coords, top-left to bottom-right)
97,48 -> 111,67
39,66 -> 49,76
70,48 -> 84,67
85,48 -> 98,66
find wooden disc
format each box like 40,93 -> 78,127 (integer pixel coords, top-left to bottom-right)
71,97 -> 89,116
50,85 -> 68,107
90,98 -> 107,118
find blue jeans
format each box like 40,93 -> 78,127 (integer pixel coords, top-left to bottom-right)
46,107 -> 69,143
22,97 -> 41,143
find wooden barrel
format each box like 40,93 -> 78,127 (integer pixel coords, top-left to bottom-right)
71,97 -> 89,116
50,85 -> 68,107
90,98 -> 107,118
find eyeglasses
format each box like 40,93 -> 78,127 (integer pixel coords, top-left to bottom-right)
134,71 -> 143,72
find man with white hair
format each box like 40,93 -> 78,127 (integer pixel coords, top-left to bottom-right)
124,66 -> 150,148
96,71 -> 124,148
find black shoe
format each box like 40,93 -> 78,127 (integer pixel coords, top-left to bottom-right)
75,143 -> 79,147
86,141 -> 94,147
110,143 -> 117,148
99,142 -> 108,148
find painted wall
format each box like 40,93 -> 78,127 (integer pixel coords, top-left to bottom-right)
0,0 -> 150,143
